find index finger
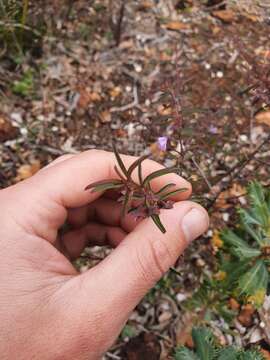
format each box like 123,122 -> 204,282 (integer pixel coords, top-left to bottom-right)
17,149 -> 192,208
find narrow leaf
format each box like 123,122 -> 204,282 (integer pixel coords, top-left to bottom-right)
143,167 -> 178,186
240,218 -> 264,247
160,188 -> 188,200
151,214 -> 166,233
122,191 -> 132,216
155,183 -> 176,195
221,229 -> 261,259
127,154 -> 149,179
138,161 -> 143,185
248,181 -> 265,206
85,179 -> 123,191
239,208 -> 261,226
113,143 -> 128,178
238,260 -> 268,298
114,165 -> 126,181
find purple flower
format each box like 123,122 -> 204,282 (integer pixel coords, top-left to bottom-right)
209,125 -> 218,134
157,136 -> 168,151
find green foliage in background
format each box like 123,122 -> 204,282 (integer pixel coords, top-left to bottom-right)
185,182 -> 270,322
0,0 -> 42,57
174,327 -> 264,360
12,68 -> 34,96
220,181 -> 270,307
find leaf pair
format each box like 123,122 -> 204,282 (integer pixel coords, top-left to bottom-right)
85,144 -> 187,233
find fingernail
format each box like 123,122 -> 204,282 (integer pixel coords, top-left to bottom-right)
181,208 -> 209,243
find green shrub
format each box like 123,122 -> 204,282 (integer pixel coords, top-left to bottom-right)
174,327 -> 264,360
0,0 -> 43,57
185,182 -> 270,322
220,181 -> 270,307
12,69 -> 34,96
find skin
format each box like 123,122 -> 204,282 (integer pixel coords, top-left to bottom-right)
0,150 -> 209,360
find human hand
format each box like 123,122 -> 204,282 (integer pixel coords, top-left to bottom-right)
0,150 -> 209,360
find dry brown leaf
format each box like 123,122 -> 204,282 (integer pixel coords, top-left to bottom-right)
119,39 -> 134,50
184,334 -> 194,349
255,111 -> 270,127
77,88 -> 101,110
163,21 -> 189,31
212,10 -> 237,23
175,310 -> 206,347
157,104 -> 172,116
212,25 -> 221,35
99,110 -> 111,123
261,349 -> 270,360
228,298 -> 240,311
110,86 -> 122,98
243,13 -> 259,22
15,160 -> 41,182
215,183 -> 245,209
0,114 -> 18,141
137,1 -> 153,11
115,128 -> 128,138
238,304 -> 255,327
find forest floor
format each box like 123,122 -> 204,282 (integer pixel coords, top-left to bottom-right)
0,1 -> 270,359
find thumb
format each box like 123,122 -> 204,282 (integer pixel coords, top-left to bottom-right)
73,201 -> 209,323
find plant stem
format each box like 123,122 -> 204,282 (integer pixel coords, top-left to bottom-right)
21,0 -> 29,26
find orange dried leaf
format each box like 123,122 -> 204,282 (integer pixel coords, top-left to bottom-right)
99,110 -> 111,123
78,89 -> 101,109
261,349 -> 270,360
212,10 -> 237,23
255,111 -> 270,127
0,114 -> 18,141
15,160 -> 41,181
238,304 -> 255,327
212,230 -> 223,249
163,21 -> 189,31
228,298 -> 240,311
110,86 -> 122,98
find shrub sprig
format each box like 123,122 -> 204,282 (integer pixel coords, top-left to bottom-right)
85,145 -> 187,233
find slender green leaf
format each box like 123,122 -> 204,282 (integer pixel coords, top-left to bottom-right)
160,188 -> 188,200
113,143 -> 128,178
238,260 -> 268,299
239,208 -> 262,226
127,154 -> 149,179
151,214 -> 166,233
122,191 -> 132,216
138,161 -> 143,185
155,183 -> 176,195
221,230 -> 261,259
143,167 -> 178,186
248,181 -> 265,206
85,179 -> 123,192
114,165 -> 126,181
240,220 -> 264,247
